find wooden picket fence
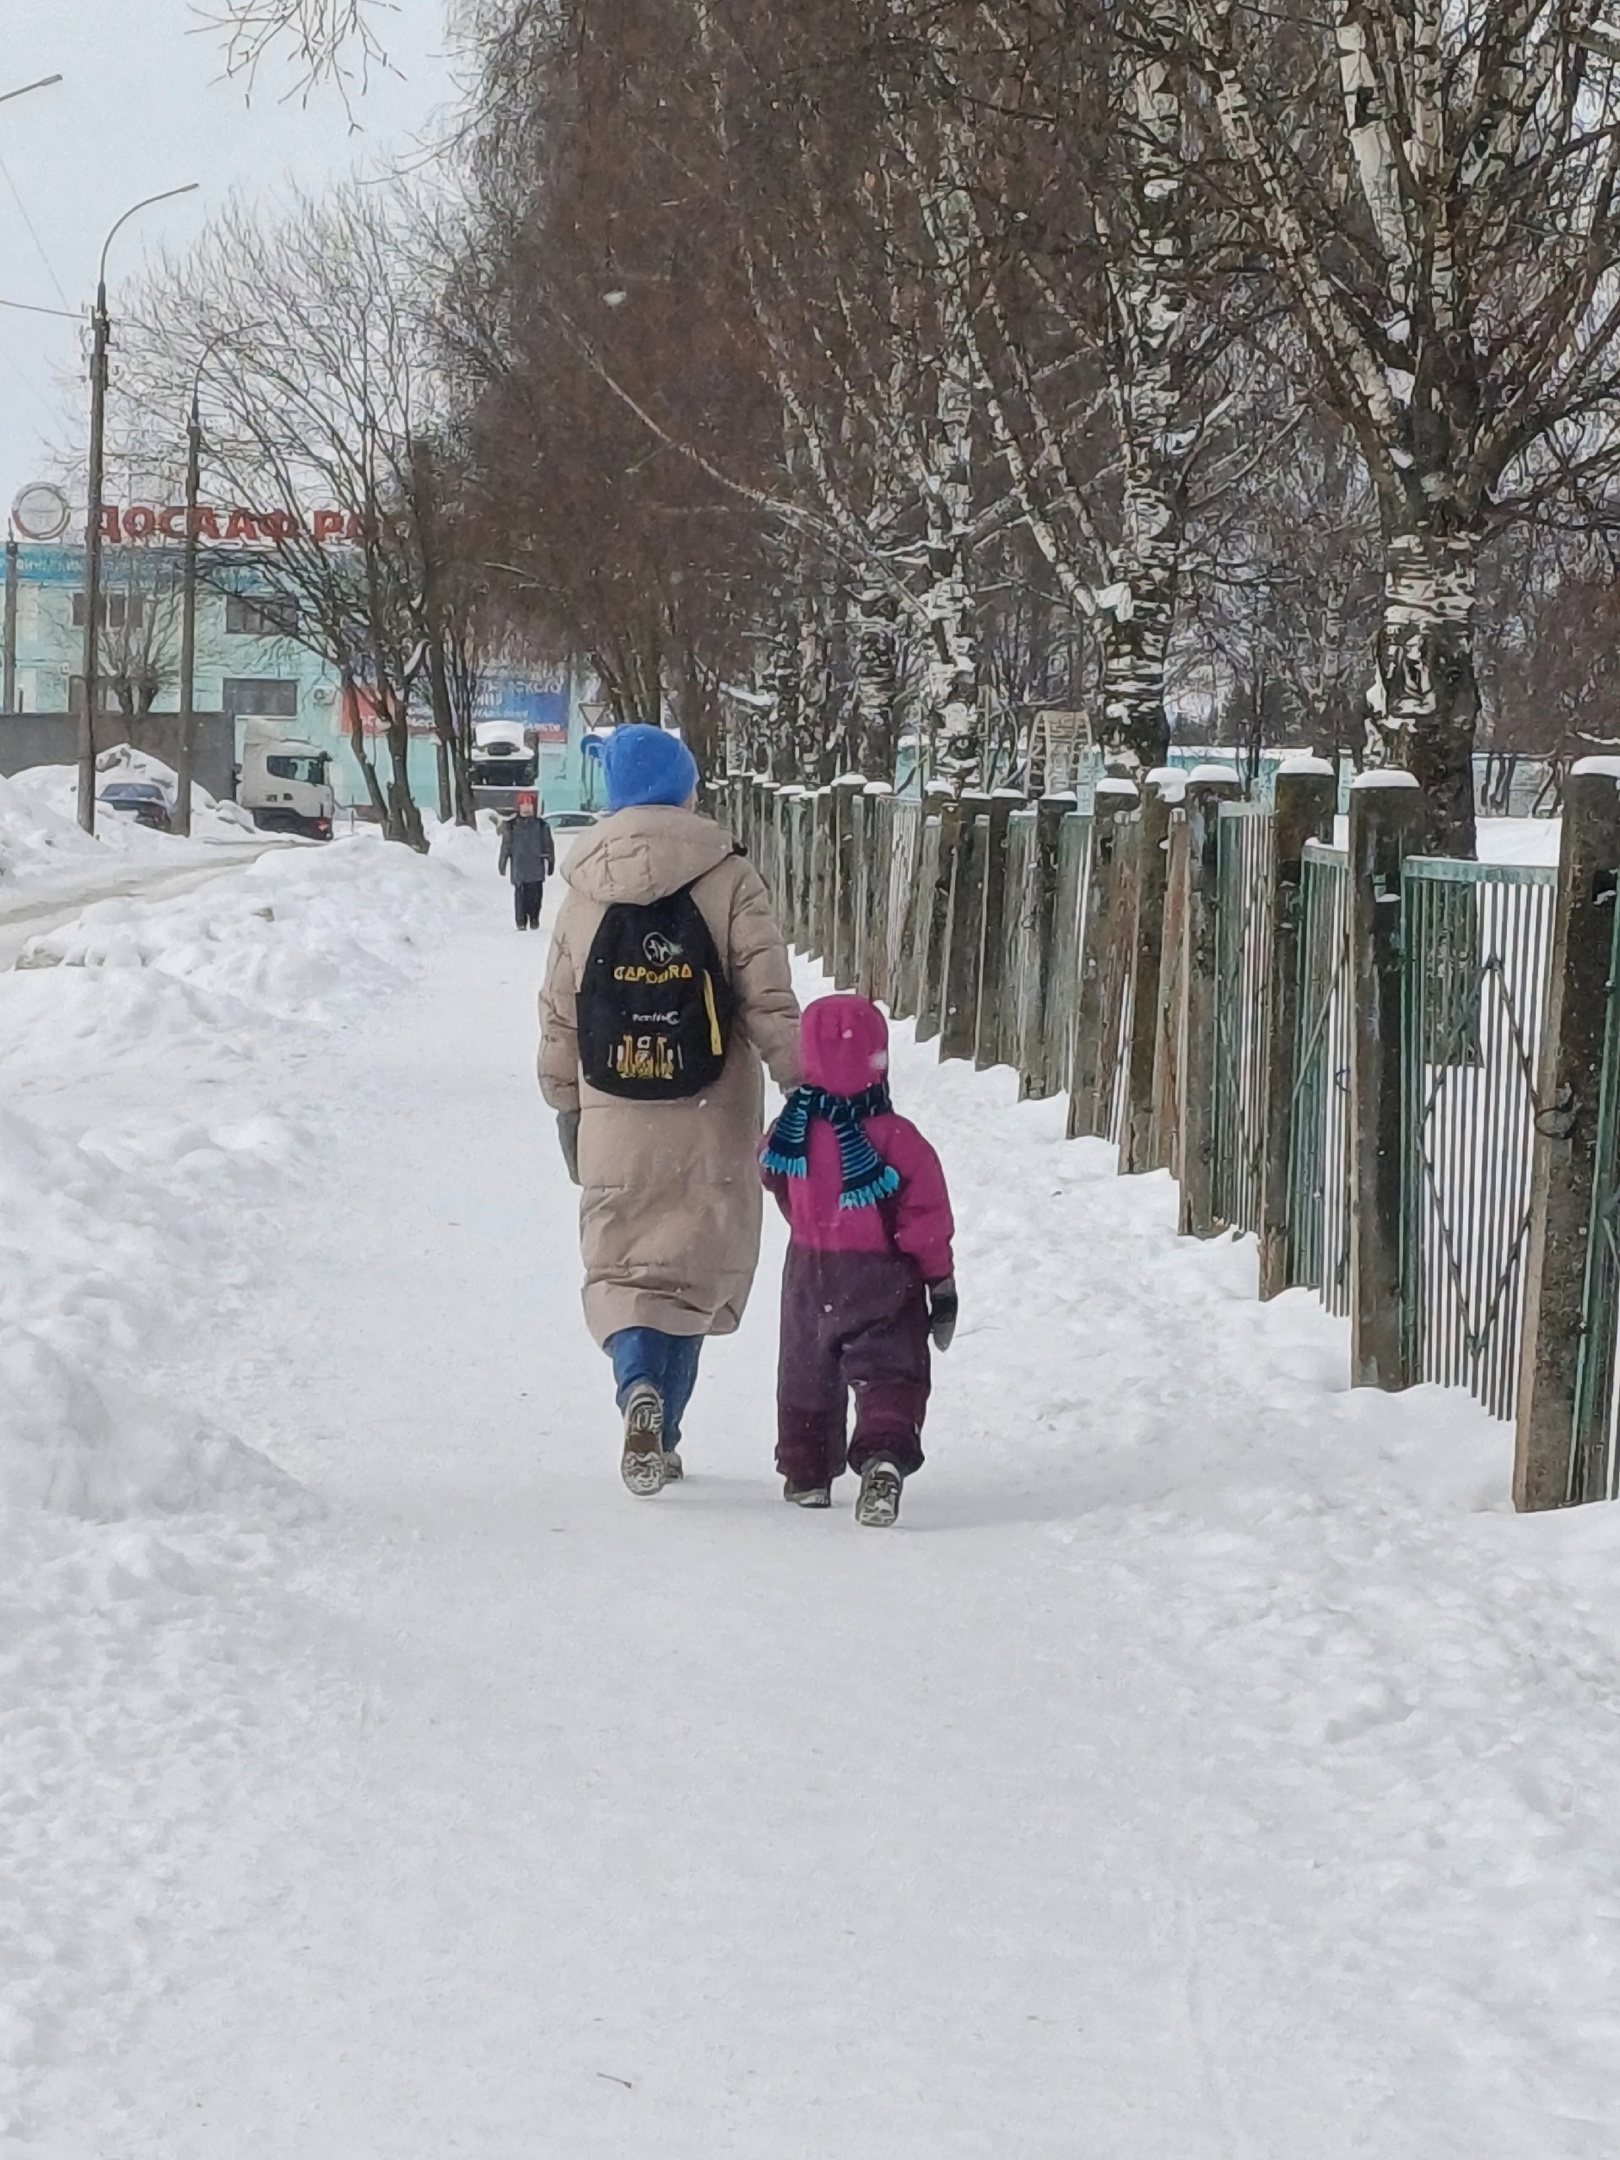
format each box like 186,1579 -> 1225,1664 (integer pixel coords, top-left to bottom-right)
725,762 -> 1620,1516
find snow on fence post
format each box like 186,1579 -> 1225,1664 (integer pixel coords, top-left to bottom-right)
831,773 -> 866,990
1016,794 -> 1074,1100
1120,770 -> 1182,1172
914,788 -> 959,1041
1068,777 -> 1140,1138
941,794 -> 992,1061
1348,772 -> 1427,1389
975,792 -> 1022,1070
1514,764 -> 1620,1510
1257,761 -> 1339,1297
1177,767 -> 1243,1236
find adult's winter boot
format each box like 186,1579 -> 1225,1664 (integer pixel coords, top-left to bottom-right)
620,1382 -> 667,1496
854,1457 -> 903,1528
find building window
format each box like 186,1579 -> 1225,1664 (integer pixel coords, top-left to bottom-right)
70,592 -> 141,630
226,593 -> 301,638
223,677 -> 298,718
67,677 -> 121,715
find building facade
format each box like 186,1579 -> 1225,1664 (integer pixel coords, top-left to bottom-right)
1,539 -> 593,815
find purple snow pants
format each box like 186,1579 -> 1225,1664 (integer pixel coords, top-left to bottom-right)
776,1244 -> 931,1488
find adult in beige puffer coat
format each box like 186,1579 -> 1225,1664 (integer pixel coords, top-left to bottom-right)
538,726 -> 800,1492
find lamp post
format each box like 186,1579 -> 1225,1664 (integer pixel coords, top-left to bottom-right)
78,183 -> 199,835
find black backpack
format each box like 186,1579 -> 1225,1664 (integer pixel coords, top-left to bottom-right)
576,877 -> 737,1099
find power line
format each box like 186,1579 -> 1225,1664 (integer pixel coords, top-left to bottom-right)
0,153 -> 73,311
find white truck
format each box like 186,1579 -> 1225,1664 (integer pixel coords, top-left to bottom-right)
470,717 -> 539,806
238,723 -> 336,839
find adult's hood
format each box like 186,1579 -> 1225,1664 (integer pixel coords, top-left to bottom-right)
563,802 -> 736,907
800,994 -> 890,1097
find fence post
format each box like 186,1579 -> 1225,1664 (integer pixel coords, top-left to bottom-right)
1257,761 -> 1339,1296
861,782 -> 895,1001
809,787 -> 833,963
1178,767 -> 1243,1236
831,773 -> 865,988
975,792 -> 1020,1069
1069,778 -> 1139,1138
1515,765 -> 1620,1510
914,789 -> 959,1040
941,793 -> 991,1061
1348,772 -> 1426,1388
1151,807 -> 1190,1174
1018,794 -> 1073,1100
1120,771 -> 1179,1171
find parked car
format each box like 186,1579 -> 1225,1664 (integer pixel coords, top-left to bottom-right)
549,810 -> 598,830
98,780 -> 172,832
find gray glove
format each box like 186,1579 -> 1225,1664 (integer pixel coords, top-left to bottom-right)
557,1109 -> 581,1186
927,1275 -> 958,1352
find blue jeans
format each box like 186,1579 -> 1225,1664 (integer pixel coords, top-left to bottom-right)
606,1328 -> 703,1451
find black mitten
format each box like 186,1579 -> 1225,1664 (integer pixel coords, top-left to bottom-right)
927,1275 -> 958,1352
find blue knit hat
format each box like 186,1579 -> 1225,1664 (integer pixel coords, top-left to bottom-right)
601,724 -> 700,813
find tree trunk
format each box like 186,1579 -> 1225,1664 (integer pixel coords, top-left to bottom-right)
853,578 -> 900,781
344,670 -> 390,825
1369,523 -> 1479,857
1097,3 -> 1185,778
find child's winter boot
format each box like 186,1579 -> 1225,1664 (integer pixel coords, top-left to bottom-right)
854,1457 -> 903,1528
783,1479 -> 832,1508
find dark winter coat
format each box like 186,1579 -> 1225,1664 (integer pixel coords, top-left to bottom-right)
499,815 -> 556,884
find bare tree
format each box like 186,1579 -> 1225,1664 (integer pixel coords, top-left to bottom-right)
1177,0 -> 1620,851
119,185 -> 477,845
202,0 -> 389,98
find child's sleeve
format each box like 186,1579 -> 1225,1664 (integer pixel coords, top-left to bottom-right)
888,1120 -> 954,1282
759,1139 -> 792,1219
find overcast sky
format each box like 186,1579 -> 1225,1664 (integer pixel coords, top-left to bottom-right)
0,0 -> 457,517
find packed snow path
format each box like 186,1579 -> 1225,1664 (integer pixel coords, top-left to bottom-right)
11,834 -> 1620,2157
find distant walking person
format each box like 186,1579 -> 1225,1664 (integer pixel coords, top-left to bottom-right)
762,993 -> 956,1527
499,792 -> 555,930
538,725 -> 800,1494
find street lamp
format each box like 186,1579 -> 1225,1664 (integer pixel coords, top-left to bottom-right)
78,182 -> 199,836
0,74 -> 63,109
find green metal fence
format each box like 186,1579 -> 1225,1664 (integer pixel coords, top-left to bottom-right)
1401,857 -> 1557,1419
1213,803 -> 1275,1236
1287,841 -> 1352,1313
1570,900 -> 1620,1498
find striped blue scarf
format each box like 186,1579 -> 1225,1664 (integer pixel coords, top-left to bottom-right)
762,1081 -> 901,1210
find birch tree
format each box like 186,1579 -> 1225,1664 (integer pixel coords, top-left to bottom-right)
1178,0 -> 1620,851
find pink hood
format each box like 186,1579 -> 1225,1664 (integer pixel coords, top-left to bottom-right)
800,995 -> 890,1096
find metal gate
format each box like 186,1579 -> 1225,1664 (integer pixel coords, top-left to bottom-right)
1287,842 -> 1352,1312
1401,857 -> 1556,1418
1213,803 -> 1275,1236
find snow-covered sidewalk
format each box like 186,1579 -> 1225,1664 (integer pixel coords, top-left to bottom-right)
8,831 -> 1620,2158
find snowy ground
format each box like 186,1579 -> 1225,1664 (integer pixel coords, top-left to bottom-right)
7,820 -> 1620,2157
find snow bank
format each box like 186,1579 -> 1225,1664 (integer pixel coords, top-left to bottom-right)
1,830 -> 482,1522
0,826 -> 494,2134
0,748 -> 256,892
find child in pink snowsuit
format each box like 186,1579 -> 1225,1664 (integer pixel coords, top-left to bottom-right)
761,993 -> 955,1526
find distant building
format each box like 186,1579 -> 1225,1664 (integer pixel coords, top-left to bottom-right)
1,539 -> 592,814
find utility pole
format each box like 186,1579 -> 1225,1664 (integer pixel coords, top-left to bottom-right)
3,533 -> 16,713
174,389 -> 202,838
77,281 -> 110,834
75,182 -> 201,836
